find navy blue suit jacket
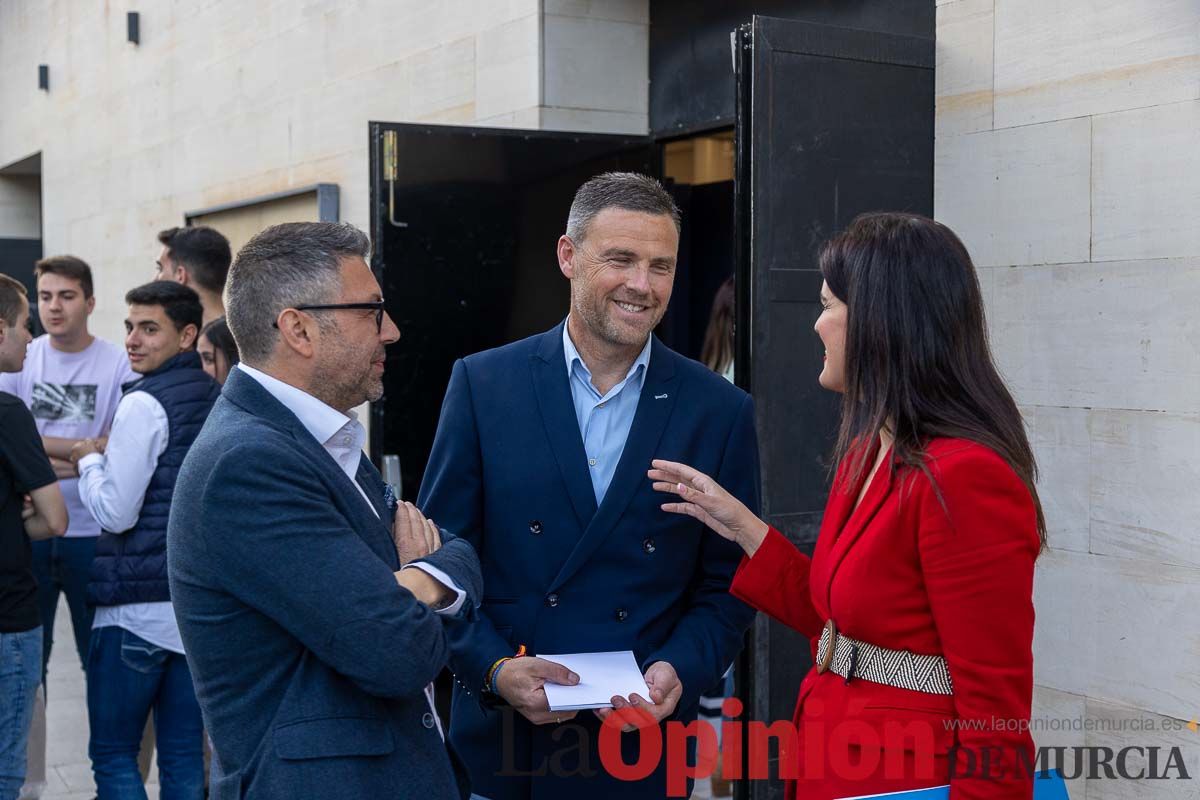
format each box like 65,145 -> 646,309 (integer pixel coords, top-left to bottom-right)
168,368 -> 482,800
418,323 -> 760,800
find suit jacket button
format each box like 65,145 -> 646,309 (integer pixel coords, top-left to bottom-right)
615,608 -> 628,622
422,712 -> 436,729
642,538 -> 656,554
546,593 -> 560,608
529,520 -> 543,535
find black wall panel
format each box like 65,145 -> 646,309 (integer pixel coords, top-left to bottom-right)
650,0 -> 934,136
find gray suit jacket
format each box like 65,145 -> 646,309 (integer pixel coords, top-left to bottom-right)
168,368 -> 482,799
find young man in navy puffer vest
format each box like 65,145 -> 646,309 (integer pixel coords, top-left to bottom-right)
71,280 -> 219,799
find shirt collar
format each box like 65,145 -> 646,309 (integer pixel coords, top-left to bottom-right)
562,318 -> 653,386
236,363 -> 355,447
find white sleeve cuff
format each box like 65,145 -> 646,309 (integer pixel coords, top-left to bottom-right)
402,563 -> 467,616
77,452 -> 105,473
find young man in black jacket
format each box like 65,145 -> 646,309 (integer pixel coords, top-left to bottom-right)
0,274 -> 67,799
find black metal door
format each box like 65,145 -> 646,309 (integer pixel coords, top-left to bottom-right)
367,123 -> 654,500
733,16 -> 934,799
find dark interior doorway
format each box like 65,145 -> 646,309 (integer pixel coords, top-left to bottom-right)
368,124 -> 656,501
659,131 -> 736,366
0,153 -> 44,333
368,124 -> 741,503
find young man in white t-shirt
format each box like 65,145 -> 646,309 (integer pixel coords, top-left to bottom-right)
0,256 -> 133,797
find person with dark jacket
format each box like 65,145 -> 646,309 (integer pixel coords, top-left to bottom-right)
71,281 -> 219,799
419,173 -> 759,800
0,274 -> 68,800
170,222 -> 481,800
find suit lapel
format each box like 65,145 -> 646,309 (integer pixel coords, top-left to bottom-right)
824,443 -> 894,589
355,454 -> 391,521
549,338 -> 678,592
354,456 -> 399,569
282,425 -> 397,566
530,323 -> 599,531
221,369 -> 397,566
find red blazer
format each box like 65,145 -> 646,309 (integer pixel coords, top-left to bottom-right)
731,438 -> 1039,800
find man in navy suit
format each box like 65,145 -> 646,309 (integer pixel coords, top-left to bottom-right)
169,222 -> 482,800
419,173 -> 760,799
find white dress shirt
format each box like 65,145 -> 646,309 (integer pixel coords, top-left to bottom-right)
78,390 -> 185,654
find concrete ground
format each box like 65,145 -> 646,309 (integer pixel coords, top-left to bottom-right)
36,595 -> 159,800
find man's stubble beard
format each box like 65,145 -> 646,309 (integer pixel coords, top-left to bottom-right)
313,345 -> 382,412
572,286 -> 663,349
363,373 -> 385,403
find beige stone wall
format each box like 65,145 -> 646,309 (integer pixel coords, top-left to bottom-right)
936,1 -> 1200,794
541,0 -> 649,133
0,0 -> 650,342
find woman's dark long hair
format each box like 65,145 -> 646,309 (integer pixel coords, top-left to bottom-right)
700,276 -> 735,374
819,212 -> 1046,549
201,316 -> 240,371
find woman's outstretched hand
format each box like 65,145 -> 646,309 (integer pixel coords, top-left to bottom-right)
649,459 -> 769,557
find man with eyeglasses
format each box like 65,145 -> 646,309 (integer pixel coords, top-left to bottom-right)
169,222 -> 481,799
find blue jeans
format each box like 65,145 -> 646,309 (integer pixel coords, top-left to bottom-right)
31,536 -> 97,681
0,626 -> 42,800
86,627 -> 204,800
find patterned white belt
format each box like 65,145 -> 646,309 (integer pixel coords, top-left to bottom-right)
815,620 -> 954,696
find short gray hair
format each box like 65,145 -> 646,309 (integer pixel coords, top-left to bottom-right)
565,172 -> 681,243
225,222 -> 370,364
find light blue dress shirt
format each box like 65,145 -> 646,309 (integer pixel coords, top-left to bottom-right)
562,321 -> 652,506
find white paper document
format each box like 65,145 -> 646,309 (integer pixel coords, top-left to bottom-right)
837,786 -> 949,799
540,650 -> 650,712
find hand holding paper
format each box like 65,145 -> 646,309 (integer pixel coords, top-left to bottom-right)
596,660 -> 683,732
537,652 -> 681,731
540,651 -> 650,712
494,656 -> 581,726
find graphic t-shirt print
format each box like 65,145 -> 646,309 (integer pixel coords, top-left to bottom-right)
31,382 -> 98,422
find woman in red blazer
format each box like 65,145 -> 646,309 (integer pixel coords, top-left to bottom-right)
652,213 -> 1045,800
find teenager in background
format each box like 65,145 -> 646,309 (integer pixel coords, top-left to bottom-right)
0,256 -> 134,800
73,282 -> 219,799
197,317 -> 238,386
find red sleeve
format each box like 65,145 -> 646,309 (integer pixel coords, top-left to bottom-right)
917,447 -> 1040,799
729,525 -> 823,640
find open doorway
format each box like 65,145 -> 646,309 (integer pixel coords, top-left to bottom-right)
368,123 -> 655,501
659,130 -> 736,368
367,123 -> 740,502
0,153 -> 44,333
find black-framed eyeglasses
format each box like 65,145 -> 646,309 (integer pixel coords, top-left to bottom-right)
273,301 -> 386,333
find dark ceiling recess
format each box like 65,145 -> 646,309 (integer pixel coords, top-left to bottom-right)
649,0 -> 934,137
